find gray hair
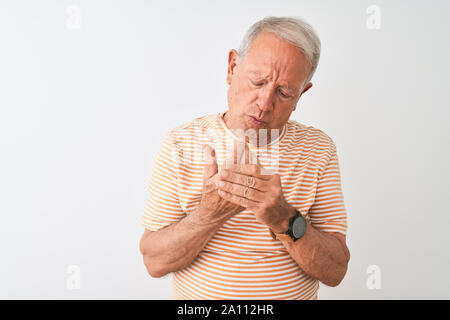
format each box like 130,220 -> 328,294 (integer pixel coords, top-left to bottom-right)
238,16 -> 321,86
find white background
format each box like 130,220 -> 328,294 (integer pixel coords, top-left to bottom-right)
1,0 -> 449,299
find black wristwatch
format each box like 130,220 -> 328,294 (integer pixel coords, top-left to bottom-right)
271,210 -> 307,242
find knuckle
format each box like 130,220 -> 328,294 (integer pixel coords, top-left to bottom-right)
203,183 -> 214,193
220,181 -> 228,191
226,183 -> 234,193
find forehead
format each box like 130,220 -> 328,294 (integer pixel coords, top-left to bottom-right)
241,32 -> 310,85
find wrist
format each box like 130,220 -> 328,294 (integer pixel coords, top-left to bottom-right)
189,206 -> 230,227
269,204 -> 297,234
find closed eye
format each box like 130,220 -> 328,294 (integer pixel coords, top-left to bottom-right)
250,78 -> 294,99
278,89 -> 292,98
250,80 -> 264,87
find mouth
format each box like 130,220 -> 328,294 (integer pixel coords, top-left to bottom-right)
249,115 -> 266,125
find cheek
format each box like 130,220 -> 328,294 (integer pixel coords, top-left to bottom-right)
230,81 -> 254,103
271,105 -> 292,122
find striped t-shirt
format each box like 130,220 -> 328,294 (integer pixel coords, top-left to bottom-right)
142,111 -> 347,300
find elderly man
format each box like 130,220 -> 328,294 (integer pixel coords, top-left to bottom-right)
139,16 -> 350,300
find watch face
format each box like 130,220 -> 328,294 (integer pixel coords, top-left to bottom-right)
292,215 -> 307,239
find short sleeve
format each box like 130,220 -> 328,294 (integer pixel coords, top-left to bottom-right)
308,142 -> 348,236
141,132 -> 186,231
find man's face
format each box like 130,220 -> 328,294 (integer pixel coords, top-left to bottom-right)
225,31 -> 313,140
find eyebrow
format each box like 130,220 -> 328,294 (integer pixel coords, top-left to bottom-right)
248,71 -> 300,95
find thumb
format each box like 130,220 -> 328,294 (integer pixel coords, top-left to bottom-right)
203,144 -> 218,179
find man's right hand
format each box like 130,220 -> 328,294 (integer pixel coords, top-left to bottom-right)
140,140 -> 257,278
194,144 -> 245,225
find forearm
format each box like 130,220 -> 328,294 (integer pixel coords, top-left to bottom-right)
140,208 -> 227,278
282,223 -> 350,287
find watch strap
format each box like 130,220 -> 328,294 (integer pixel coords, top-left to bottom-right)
269,210 -> 310,242
272,232 -> 294,243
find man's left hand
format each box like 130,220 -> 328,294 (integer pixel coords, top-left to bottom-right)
216,162 -> 296,233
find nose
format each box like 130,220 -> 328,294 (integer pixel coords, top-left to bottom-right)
257,86 -> 275,113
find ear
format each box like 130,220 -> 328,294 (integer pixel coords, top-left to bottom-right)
226,49 -> 239,85
301,82 -> 313,95
292,82 -> 313,111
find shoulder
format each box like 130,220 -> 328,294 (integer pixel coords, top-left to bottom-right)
167,113 -> 217,138
171,113 -> 217,131
163,113 -> 218,145
161,113 -> 220,163
286,119 -> 336,149
284,119 -> 338,168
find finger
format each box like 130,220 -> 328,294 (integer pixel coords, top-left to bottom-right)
217,189 -> 258,209
235,139 -> 240,164
242,139 -> 261,168
225,139 -> 240,166
203,175 -> 219,193
218,169 -> 268,190
222,164 -> 270,181
244,136 -> 250,164
216,179 -> 264,202
241,137 -> 258,165
225,136 -> 261,167
236,139 -> 246,164
227,139 -> 237,165
203,144 -> 218,179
